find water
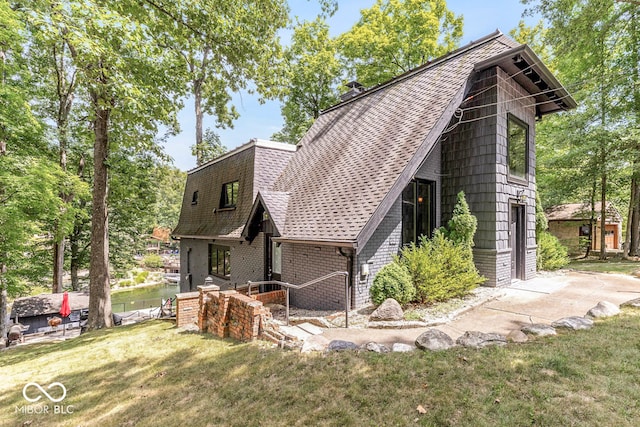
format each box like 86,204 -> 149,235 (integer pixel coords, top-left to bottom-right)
111,282 -> 180,313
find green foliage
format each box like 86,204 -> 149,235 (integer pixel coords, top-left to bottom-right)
445,191 -> 476,247
370,261 -> 415,306
142,254 -> 164,269
537,231 -> 569,271
191,129 -> 227,166
401,231 -> 485,304
535,192 -> 548,237
338,0 -> 463,87
134,270 -> 149,284
272,17 -> 342,144
118,279 -> 133,288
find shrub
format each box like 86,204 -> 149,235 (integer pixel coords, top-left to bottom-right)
446,191 -> 477,248
370,261 -> 415,306
537,231 -> 569,271
134,270 -> 150,284
142,253 -> 164,269
119,279 -> 133,288
401,230 -> 485,303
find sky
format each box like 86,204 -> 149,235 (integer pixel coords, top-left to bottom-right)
164,0 -> 538,171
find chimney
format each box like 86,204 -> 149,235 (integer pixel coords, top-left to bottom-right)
339,81 -> 365,102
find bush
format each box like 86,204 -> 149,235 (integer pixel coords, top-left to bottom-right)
537,231 -> 569,271
142,253 -> 164,269
134,270 -> 150,284
446,191 -> 477,248
401,230 -> 485,303
370,261 -> 415,306
119,279 -> 133,288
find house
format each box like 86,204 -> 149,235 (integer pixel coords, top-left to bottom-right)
546,202 -> 623,254
9,292 -> 89,335
173,31 -> 576,310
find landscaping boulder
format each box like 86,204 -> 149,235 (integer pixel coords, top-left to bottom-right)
521,323 -> 557,337
621,297 -> 640,308
362,342 -> 390,353
586,301 -> 620,318
327,340 -> 358,352
551,316 -> 593,331
415,329 -> 455,351
456,331 -> 507,349
301,335 -> 330,353
370,298 -> 404,321
506,330 -> 528,343
391,343 -> 415,352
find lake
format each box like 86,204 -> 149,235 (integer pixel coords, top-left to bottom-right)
111,282 -> 180,313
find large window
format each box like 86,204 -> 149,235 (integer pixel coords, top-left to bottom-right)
402,180 -> 436,246
220,181 -> 239,208
507,114 -> 528,181
208,244 -> 230,278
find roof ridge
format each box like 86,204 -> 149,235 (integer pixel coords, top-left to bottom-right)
322,30 -> 510,114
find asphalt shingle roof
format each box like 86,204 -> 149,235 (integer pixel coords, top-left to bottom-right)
272,32 -> 519,244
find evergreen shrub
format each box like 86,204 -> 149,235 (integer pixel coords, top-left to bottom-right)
537,231 -> 569,271
370,261 -> 415,305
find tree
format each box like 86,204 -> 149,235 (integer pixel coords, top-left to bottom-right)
338,0 -> 463,87
191,128 -> 226,166
271,17 -> 342,144
152,165 -> 186,230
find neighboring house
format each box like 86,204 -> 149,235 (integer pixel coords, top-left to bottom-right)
9,292 -> 89,335
546,202 -> 623,254
173,31 -> 576,310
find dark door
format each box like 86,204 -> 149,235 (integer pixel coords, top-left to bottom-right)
510,205 -> 525,280
264,234 -> 281,291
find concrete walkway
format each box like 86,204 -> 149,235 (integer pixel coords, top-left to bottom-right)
322,271 -> 640,347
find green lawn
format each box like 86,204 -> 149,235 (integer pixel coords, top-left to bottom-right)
2,312 -> 640,426
568,257 -> 640,275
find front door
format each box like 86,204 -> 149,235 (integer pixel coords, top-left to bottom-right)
510,204 -> 525,280
264,234 -> 282,291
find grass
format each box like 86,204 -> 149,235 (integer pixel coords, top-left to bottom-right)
568,257 -> 640,275
3,310 -> 640,427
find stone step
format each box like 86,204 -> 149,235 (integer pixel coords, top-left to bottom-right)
279,325 -> 312,342
296,322 -> 324,336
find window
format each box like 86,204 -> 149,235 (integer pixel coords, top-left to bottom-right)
208,244 -> 231,278
402,180 -> 436,246
220,181 -> 239,208
191,190 -> 199,205
507,114 -> 528,181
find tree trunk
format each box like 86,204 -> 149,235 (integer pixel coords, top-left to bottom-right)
52,242 -> 65,293
599,173 -> 607,260
194,78 -> 203,166
0,265 -> 7,344
630,176 -> 640,256
87,87 -> 113,330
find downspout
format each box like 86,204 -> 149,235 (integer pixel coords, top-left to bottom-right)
338,248 -> 354,309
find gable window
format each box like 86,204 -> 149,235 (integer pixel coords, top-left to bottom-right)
209,244 -> 231,278
191,190 -> 199,205
507,114 -> 528,182
220,181 -> 239,208
402,179 -> 436,246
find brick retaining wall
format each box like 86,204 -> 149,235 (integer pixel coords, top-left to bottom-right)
175,292 -> 199,328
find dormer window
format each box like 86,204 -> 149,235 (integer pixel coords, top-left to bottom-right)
191,190 -> 199,205
220,181 -> 239,208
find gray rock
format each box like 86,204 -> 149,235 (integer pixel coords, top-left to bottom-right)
415,329 -> 455,351
551,316 -> 594,330
370,298 -> 404,321
506,330 -> 528,343
301,335 -> 330,353
586,301 -> 620,318
362,342 -> 390,353
327,340 -> 359,351
391,343 -> 416,352
456,331 -> 507,349
621,297 -> 640,308
521,323 -> 557,337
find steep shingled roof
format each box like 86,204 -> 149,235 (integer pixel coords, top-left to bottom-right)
271,32 -> 525,246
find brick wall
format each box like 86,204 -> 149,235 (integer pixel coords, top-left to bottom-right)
193,284 -> 272,342
175,291 -> 199,328
251,290 -> 286,305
